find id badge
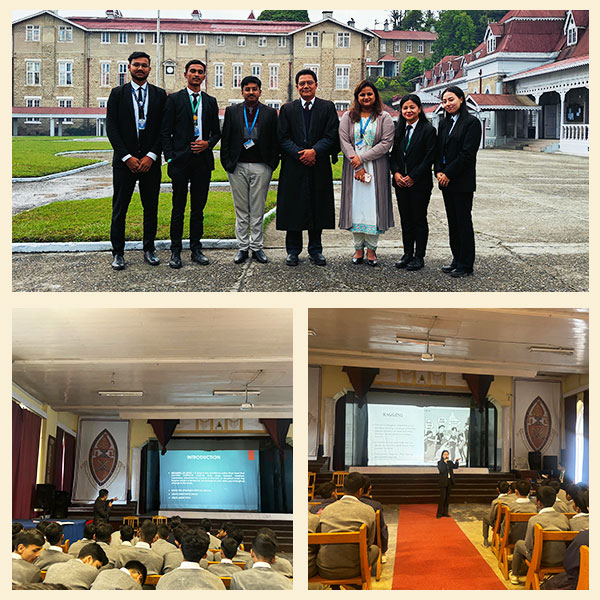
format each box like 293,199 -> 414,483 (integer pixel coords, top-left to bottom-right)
355,139 -> 365,149
138,118 -> 146,131
194,125 -> 200,137
243,139 -> 255,150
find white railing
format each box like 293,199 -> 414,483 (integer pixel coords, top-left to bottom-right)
561,123 -> 589,141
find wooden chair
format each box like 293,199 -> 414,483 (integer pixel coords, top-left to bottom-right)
332,471 -> 349,495
576,545 -> 589,590
498,507 -> 537,579
490,502 -> 505,558
374,509 -> 382,581
220,576 -> 232,588
59,538 -> 70,553
123,516 -> 139,528
308,523 -> 372,590
308,471 -> 316,500
145,574 -> 161,586
152,515 -> 168,525
40,570 -> 46,580
524,524 -> 578,590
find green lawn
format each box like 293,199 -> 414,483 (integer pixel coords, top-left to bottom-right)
12,191 -> 277,242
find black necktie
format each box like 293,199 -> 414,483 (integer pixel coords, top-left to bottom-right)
304,101 -> 310,112
405,125 -> 412,151
137,87 -> 144,120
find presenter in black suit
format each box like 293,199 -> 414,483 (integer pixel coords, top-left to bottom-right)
437,450 -> 459,518
93,489 -> 118,525
161,59 -> 221,269
434,86 -> 482,277
390,94 -> 436,271
106,51 -> 167,270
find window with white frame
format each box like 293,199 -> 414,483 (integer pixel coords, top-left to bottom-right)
57,97 -> 73,123
101,32 -> 110,44
567,23 -> 577,45
58,26 -> 73,42
57,61 -> 73,86
306,31 -> 319,47
238,36 -> 246,47
179,33 -> 188,45
406,41 -> 413,52
418,41 -> 424,53
24,96 -> 41,123
304,64 -> 319,80
216,34 -> 225,46
335,101 -> 350,111
97,98 -> 108,108
394,40 -> 400,53
118,62 -> 127,86
379,40 -> 386,52
101,62 -> 110,86
196,34 -> 205,45
153,32 -> 163,45
337,32 -> 350,48
269,64 -> 279,89
335,65 -> 350,90
266,100 -> 281,110
26,25 -> 40,42
118,32 -> 127,44
214,63 -> 224,88
258,36 -> 267,47
232,63 -> 243,88
394,62 -> 400,76
251,64 -> 261,78
25,60 -> 41,85
136,32 -> 145,44
278,36 -> 287,48
487,35 -> 496,53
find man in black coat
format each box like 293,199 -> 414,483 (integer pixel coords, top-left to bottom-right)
93,489 -> 117,525
106,51 -> 167,270
161,59 -> 221,269
220,76 -> 279,264
436,450 -> 459,518
276,69 -> 339,266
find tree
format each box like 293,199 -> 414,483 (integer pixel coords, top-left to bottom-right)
422,57 -> 435,72
401,56 -> 422,81
402,10 -> 424,31
388,10 -> 404,30
466,10 -> 509,43
257,10 -> 309,22
431,11 -> 476,63
374,77 -> 386,90
423,10 -> 438,31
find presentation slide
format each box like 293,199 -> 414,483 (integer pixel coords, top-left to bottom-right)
159,449 -> 260,511
367,403 -> 469,465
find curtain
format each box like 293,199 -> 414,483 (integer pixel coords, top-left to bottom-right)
332,395 -> 347,470
12,401 -> 42,519
147,419 -> 180,455
259,419 -> 293,513
53,427 -> 64,488
62,430 -> 76,495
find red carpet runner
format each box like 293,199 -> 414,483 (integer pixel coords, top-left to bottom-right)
391,504 -> 505,589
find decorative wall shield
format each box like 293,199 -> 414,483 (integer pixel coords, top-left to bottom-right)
524,396 -> 552,451
88,428 -> 118,486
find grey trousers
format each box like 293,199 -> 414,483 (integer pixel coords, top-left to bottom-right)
227,162 -> 273,251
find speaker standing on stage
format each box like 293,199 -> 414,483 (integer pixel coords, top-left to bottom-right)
436,450 -> 459,518
93,489 -> 118,525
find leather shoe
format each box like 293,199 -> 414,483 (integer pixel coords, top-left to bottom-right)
111,254 -> 125,270
407,256 -> 425,271
144,250 -> 160,266
169,252 -> 182,269
285,253 -> 299,266
191,249 -> 209,265
395,254 -> 413,269
252,249 -> 268,263
450,268 -> 473,278
352,250 -> 364,265
234,249 -> 249,264
441,261 -> 458,273
309,252 -> 327,266
366,250 -> 378,267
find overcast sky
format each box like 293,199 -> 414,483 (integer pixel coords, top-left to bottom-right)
12,9 -> 394,31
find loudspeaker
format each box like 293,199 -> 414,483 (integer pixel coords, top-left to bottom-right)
528,451 -> 542,471
33,483 -> 56,510
543,455 -> 558,471
52,491 -> 70,519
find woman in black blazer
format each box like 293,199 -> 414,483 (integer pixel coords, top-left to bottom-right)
437,449 -> 459,518
434,86 -> 482,277
390,94 -> 436,271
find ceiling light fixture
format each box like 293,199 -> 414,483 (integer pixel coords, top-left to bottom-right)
98,391 -> 143,397
528,346 -> 575,355
421,316 -> 438,362
396,335 -> 445,347
213,389 -> 261,396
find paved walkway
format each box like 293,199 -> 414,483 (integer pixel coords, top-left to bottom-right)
12,149 -> 588,292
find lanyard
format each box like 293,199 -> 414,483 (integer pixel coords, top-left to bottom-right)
132,85 -> 147,115
359,116 -> 371,138
244,105 -> 260,138
190,93 -> 201,129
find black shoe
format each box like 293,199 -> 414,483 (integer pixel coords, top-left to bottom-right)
309,252 -> 327,266
252,249 -> 268,263
406,256 -> 424,271
436,515 -> 442,519
234,249 -> 249,264
285,253 -> 299,266
352,250 -> 364,265
441,261 -> 458,273
366,251 -> 378,267
111,254 -> 125,270
191,249 -> 209,265
169,252 -> 182,269
450,268 -> 473,278
144,250 -> 160,266
395,254 -> 413,269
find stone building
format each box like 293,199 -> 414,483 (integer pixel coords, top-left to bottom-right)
12,9 -> 373,135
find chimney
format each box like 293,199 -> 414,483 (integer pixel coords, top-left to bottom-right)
322,11 -> 333,20
383,19 -> 389,31
105,10 -> 122,19
191,10 -> 202,21
347,18 -> 355,28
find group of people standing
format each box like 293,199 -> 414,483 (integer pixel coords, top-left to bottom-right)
107,51 -> 481,276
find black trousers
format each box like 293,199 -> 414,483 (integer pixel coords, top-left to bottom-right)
442,189 -> 475,270
110,162 -> 161,256
395,186 -> 432,258
285,229 -> 323,256
437,485 -> 452,517
169,159 -> 211,252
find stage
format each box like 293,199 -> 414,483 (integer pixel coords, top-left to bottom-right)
13,518 -> 87,543
350,466 -> 490,475
159,511 -> 292,521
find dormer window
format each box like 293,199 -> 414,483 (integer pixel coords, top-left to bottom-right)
567,23 -> 577,46
487,36 -> 496,53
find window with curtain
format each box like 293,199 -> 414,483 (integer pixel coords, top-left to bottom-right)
52,426 -> 76,494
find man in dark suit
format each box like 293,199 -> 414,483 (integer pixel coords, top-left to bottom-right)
221,76 -> 279,264
437,449 -> 459,518
93,489 -> 117,525
276,69 -> 339,266
106,51 -> 167,270
161,59 -> 221,269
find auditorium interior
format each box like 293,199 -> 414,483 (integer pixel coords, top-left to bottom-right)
308,308 -> 589,590
12,307 -> 293,587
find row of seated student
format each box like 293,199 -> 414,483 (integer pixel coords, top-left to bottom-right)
480,478 -> 589,588
12,518 -> 292,589
308,472 -> 385,586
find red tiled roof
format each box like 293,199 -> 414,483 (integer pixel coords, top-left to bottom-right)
378,54 -> 398,62
495,19 -> 565,53
572,10 -> 589,28
468,94 -> 538,108
370,29 -> 437,40
488,23 -> 504,36
499,10 -> 566,23
504,53 -> 589,80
